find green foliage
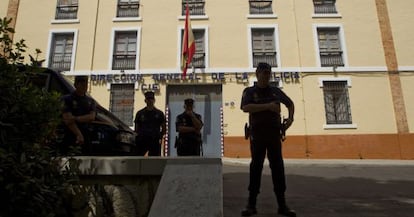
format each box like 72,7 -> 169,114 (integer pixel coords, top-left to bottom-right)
0,17 -> 86,217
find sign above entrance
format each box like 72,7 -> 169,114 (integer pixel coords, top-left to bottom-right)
90,72 -> 300,84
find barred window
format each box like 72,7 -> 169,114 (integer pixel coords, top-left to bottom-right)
251,28 -> 277,67
55,0 -> 78,20
117,0 -> 140,18
323,81 -> 352,124
181,0 -> 205,16
318,28 -> 344,67
112,31 -> 137,70
110,84 -> 135,126
249,0 -> 273,15
181,29 -> 206,69
313,0 -> 337,14
49,33 -> 74,71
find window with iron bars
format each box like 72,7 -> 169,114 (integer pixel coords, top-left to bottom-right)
251,28 -> 277,67
323,81 -> 352,124
249,0 -> 273,15
49,33 -> 74,71
182,29 -> 206,69
313,0 -> 337,14
182,0 -> 205,16
55,0 -> 78,20
117,0 -> 140,18
112,31 -> 137,70
110,84 -> 135,126
318,28 -> 344,67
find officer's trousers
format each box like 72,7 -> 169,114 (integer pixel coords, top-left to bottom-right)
248,131 -> 287,207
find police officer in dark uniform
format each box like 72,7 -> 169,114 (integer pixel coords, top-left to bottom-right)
134,91 -> 166,156
240,62 -> 296,217
175,98 -> 204,156
62,76 -> 96,154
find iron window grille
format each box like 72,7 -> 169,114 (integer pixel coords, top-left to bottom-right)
318,28 -> 344,67
249,0 -> 273,15
49,33 -> 74,71
182,29 -> 206,69
251,28 -> 277,67
112,31 -> 137,70
55,0 -> 78,20
181,0 -> 205,16
117,0 -> 140,18
110,84 -> 135,126
323,81 -> 352,124
313,0 -> 337,14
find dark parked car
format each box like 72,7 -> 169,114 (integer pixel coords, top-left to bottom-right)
27,68 -> 136,155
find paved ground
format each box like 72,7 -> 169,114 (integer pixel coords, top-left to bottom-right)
222,158 -> 414,217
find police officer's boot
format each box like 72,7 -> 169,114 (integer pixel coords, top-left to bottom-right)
241,193 -> 257,216
276,194 -> 296,217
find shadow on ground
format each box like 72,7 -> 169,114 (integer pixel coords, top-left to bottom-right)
223,172 -> 414,217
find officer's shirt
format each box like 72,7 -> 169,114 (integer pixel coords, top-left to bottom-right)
175,112 -> 203,142
134,108 -> 165,138
241,85 -> 293,131
62,92 -> 96,117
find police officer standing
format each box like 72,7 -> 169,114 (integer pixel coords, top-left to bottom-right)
62,76 -> 96,154
175,98 -> 204,156
240,63 -> 296,217
134,91 -> 166,156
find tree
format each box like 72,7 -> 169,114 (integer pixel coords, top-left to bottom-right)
0,17 -> 85,217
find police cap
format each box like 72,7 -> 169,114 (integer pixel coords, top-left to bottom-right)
184,98 -> 194,105
144,91 -> 155,99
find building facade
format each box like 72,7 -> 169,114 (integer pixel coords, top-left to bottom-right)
2,0 -> 413,159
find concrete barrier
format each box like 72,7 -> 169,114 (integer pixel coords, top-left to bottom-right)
74,157 -> 223,217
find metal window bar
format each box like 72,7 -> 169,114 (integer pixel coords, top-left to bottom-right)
50,54 -> 72,71
117,1 -> 140,17
55,0 -> 78,20
249,0 -> 273,15
323,81 -> 352,124
109,84 -> 135,126
313,0 -> 337,14
253,52 -> 277,67
182,0 -> 205,16
188,52 -> 206,68
320,51 -> 344,67
112,54 -> 136,70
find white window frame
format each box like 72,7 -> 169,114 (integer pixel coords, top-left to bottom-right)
45,29 -> 78,72
176,25 -> 209,72
247,24 -> 281,69
319,77 -> 357,129
313,24 -> 348,68
109,27 -> 141,72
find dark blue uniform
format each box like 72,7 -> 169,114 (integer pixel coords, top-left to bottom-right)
134,108 -> 165,156
175,112 -> 203,156
241,85 -> 293,209
61,92 -> 96,153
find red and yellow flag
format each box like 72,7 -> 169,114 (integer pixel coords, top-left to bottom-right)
181,2 -> 196,77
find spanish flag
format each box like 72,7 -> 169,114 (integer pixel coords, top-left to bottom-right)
181,2 -> 196,77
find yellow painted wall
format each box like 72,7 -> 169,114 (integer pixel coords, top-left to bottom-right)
387,1 -> 414,67
401,73 -> 414,133
0,0 -> 8,18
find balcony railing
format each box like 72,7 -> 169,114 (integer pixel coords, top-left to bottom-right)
188,52 -> 205,68
55,5 -> 78,20
320,51 -> 344,67
249,0 -> 273,15
253,52 -> 277,67
49,55 -> 72,71
182,1 -> 205,16
314,4 -> 337,14
117,2 -> 140,17
112,54 -> 136,70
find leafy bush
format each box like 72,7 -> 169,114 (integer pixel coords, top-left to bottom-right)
0,17 -> 83,217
